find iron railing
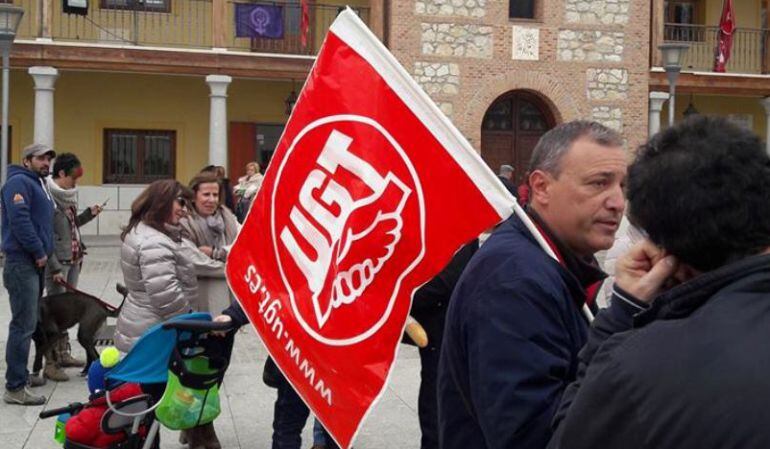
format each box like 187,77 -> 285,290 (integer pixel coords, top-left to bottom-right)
12,0 -> 369,54
664,23 -> 766,74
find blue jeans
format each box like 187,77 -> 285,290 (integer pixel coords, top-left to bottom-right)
313,418 -> 326,446
4,260 -> 43,391
273,374 -> 339,449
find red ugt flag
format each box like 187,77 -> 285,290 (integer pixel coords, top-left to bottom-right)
714,0 -> 735,72
225,9 -> 515,448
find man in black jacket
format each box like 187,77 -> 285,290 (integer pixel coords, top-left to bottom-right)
549,115 -> 770,449
409,241 -> 477,449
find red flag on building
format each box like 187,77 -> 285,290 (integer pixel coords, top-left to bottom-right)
714,0 -> 735,72
300,0 -> 310,48
225,9 -> 516,449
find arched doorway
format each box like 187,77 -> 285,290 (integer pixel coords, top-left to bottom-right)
480,90 -> 556,185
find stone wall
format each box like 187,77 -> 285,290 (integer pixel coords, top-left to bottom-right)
414,62 -> 461,95
565,0 -> 631,25
388,0 -> 649,153
591,106 -> 623,131
587,68 -> 628,100
557,30 -> 624,62
415,0 -> 486,18
421,23 -> 493,58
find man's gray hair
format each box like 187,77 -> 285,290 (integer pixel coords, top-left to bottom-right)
499,164 -> 514,176
528,120 -> 623,176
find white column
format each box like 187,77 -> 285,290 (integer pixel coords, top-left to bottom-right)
206,75 -> 232,168
760,97 -> 770,155
649,91 -> 670,137
28,66 -> 59,148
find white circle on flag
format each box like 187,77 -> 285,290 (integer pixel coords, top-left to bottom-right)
271,114 -> 426,346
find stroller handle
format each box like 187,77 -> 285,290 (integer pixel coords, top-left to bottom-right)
162,319 -> 233,333
40,402 -> 84,419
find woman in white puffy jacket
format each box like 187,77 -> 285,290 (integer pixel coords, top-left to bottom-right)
114,180 -> 197,353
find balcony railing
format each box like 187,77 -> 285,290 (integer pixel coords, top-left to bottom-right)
13,0 -> 370,54
664,23 -> 767,74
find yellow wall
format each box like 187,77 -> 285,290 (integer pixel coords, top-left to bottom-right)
8,70 -> 34,165
8,70 -> 294,185
661,93 -> 767,138
706,0 -> 761,28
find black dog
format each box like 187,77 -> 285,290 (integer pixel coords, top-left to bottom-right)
33,283 -> 128,376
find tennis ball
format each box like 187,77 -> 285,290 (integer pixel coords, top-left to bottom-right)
100,346 -> 121,368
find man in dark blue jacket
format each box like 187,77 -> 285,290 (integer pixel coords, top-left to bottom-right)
437,121 -> 626,449
2,143 -> 56,406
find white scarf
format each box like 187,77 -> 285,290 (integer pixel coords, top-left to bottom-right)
46,176 -> 78,209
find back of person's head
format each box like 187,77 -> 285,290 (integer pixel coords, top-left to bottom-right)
121,179 -> 192,241
627,115 -> 770,272
52,153 -> 81,178
499,164 -> 514,177
528,120 -> 623,177
201,165 -> 217,175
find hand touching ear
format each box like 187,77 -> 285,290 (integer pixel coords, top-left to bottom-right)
615,239 -> 678,303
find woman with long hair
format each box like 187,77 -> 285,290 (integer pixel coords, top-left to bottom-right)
114,180 -> 197,352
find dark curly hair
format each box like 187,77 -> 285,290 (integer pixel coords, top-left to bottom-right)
52,153 -> 81,178
627,115 -> 770,272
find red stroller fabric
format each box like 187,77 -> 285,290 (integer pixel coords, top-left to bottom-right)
65,383 -> 145,448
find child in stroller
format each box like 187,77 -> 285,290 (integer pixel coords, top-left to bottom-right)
39,313 -> 234,449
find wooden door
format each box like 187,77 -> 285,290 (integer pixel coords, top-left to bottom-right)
228,122 -> 257,181
480,91 -> 555,185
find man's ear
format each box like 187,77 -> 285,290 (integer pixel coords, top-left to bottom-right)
528,170 -> 551,206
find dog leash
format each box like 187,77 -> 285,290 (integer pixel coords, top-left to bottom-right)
56,279 -> 120,314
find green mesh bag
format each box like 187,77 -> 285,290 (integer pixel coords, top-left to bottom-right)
155,353 -> 221,430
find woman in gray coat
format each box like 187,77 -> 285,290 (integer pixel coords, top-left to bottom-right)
114,180 -> 197,353
180,172 -> 239,314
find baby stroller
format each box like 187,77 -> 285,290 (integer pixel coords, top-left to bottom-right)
39,312 -> 234,449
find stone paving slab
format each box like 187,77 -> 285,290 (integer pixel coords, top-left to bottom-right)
0,245 -> 422,449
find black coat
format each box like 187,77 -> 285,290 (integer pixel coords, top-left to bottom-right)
497,176 -> 518,197
409,241 -> 478,350
549,254 -> 770,449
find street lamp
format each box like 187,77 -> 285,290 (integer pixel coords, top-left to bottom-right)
0,5 -> 23,187
659,42 -> 689,127
683,94 -> 699,117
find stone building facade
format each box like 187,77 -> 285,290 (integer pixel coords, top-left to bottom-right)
388,0 -> 650,173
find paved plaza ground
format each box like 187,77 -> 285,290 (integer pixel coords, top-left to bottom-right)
0,239 -> 422,449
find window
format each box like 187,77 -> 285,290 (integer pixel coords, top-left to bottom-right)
100,0 -> 170,13
664,1 -> 702,24
664,1 -> 704,41
256,124 -> 284,169
104,129 -> 175,184
483,99 -> 513,131
509,0 -> 535,19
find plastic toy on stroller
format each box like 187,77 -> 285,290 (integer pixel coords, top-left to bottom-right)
39,312 -> 234,449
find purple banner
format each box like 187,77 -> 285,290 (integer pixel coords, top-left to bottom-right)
235,3 -> 284,39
